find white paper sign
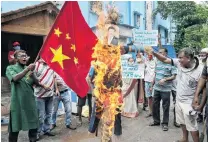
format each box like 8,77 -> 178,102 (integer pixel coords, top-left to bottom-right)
133,29 -> 158,46
121,54 -> 144,79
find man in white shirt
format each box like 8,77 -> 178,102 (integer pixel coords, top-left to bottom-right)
144,54 -> 156,117
145,47 -> 203,142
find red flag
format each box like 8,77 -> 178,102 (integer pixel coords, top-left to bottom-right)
39,1 -> 97,98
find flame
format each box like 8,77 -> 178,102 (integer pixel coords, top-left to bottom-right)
92,10 -> 123,141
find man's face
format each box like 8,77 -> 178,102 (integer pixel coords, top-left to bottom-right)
17,52 -> 27,65
137,53 -> 141,58
199,52 -> 208,62
120,46 -> 126,55
159,49 -> 167,57
128,58 -> 134,65
178,52 -> 190,67
129,58 -> 134,63
148,55 -> 153,60
13,46 -> 21,50
108,29 -> 115,37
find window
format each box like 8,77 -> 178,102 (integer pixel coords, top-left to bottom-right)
165,29 -> 169,44
158,26 -> 160,33
119,14 -> 124,24
134,12 -> 141,28
89,1 -> 103,15
158,26 -> 161,43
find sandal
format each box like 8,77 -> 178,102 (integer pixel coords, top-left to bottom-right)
142,107 -> 147,111
162,125 -> 168,131
145,113 -> 152,118
149,122 -> 160,126
174,122 -> 180,128
77,120 -> 82,127
174,140 -> 187,142
50,124 -> 56,130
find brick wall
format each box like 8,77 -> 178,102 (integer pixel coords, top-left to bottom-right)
1,77 -> 11,95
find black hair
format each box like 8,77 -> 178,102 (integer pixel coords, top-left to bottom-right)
179,48 -> 199,69
128,57 -> 134,62
127,41 -> 134,46
14,50 -> 26,59
108,26 -> 116,31
159,48 -> 168,54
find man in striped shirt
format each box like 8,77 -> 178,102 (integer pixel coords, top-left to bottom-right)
51,73 -> 76,130
149,48 -> 177,131
33,58 -> 57,138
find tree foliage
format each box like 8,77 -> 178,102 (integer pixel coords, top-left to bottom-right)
153,1 -> 208,52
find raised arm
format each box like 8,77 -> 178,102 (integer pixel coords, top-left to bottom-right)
6,64 -> 35,82
13,68 -> 30,82
152,51 -> 172,64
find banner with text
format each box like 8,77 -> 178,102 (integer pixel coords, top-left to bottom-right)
133,29 -> 158,46
121,54 -> 144,79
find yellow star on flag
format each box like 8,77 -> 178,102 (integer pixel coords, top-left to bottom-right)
74,57 -> 78,64
71,44 -> 76,52
50,45 -> 70,69
54,27 -> 62,37
66,33 -> 71,40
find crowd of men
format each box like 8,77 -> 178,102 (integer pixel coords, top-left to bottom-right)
5,41 -> 208,142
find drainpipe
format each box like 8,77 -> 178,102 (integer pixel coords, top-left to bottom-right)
128,1 -> 131,25
144,1 -> 146,30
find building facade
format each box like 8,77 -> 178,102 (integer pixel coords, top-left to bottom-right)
53,1 -> 175,45
77,1 -> 175,45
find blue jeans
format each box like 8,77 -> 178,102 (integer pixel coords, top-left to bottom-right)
51,90 -> 72,126
36,96 -> 53,134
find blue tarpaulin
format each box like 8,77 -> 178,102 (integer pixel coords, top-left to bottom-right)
134,44 -> 176,59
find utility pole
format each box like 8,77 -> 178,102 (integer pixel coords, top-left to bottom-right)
146,1 -> 152,31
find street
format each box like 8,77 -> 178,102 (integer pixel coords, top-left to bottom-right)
1,103 -> 206,142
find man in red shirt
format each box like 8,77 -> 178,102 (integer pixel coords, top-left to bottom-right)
8,42 -> 21,64
8,42 -> 30,65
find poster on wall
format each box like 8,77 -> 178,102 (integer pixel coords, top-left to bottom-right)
121,54 -> 144,79
133,29 -> 158,46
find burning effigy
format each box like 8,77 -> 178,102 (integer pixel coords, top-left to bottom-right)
91,4 -> 123,142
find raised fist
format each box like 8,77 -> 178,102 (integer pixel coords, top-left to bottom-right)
144,46 -> 153,55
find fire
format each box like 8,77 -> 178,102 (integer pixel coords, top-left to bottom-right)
91,9 -> 123,141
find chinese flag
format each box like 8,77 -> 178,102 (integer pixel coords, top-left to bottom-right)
39,1 -> 97,98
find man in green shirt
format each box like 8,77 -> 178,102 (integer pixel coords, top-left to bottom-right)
6,50 -> 46,142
